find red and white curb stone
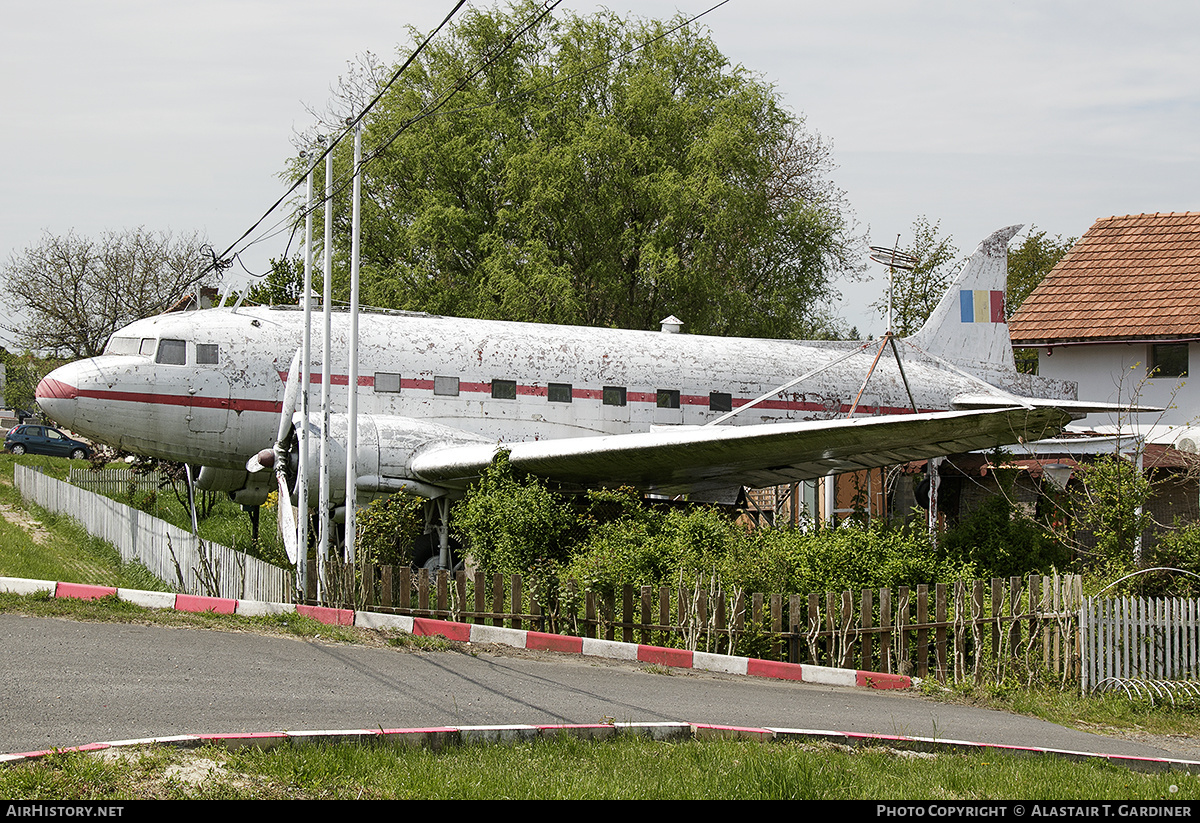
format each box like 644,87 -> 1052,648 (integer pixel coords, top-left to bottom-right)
1,576 -> 910,690
2,722 -> 1197,775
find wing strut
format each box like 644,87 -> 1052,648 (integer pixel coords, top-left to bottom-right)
705,341 -> 873,426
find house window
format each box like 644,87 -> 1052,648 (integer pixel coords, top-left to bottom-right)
657,389 -> 680,409
603,386 -> 627,407
492,379 -> 517,400
548,383 -> 572,403
434,376 -> 459,396
1150,343 -> 1188,378
709,391 -> 732,413
374,372 -> 401,393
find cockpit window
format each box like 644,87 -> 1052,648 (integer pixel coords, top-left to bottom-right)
156,339 -> 187,365
104,337 -> 139,356
139,338 -> 156,356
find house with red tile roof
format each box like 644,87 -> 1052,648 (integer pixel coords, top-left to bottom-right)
1009,212 -> 1200,436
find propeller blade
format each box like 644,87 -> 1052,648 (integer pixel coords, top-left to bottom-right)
277,471 -> 299,565
278,348 -> 303,446
272,346 -> 305,566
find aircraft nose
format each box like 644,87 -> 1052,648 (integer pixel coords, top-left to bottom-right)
36,362 -> 81,430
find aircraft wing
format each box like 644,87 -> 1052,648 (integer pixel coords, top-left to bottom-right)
407,407 -> 1071,496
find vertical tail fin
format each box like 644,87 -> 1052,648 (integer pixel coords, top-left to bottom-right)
906,224 -> 1021,377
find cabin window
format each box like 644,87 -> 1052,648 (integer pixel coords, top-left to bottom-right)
155,339 -> 187,365
374,372 -> 401,393
657,389 -> 680,409
548,383 -> 572,403
434,376 -> 459,396
139,338 -> 156,356
709,391 -> 732,413
603,386 -> 627,407
492,379 -> 517,400
196,344 -> 219,365
1150,343 -> 1188,378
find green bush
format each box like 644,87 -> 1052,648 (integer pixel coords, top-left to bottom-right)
559,503 -> 739,599
356,493 -> 424,566
563,496 -> 747,595
441,452 -> 1087,599
1071,455 -> 1151,577
452,453 -> 576,576
1133,522 -> 1200,597
719,521 -> 966,595
940,496 -> 1071,580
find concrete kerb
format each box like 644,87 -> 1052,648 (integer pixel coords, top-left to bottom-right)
0,575 -> 911,691
4,723 -> 1198,776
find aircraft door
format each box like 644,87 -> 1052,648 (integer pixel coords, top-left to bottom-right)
188,371 -> 231,433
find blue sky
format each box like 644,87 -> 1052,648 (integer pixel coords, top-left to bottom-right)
3,1 -> 1197,338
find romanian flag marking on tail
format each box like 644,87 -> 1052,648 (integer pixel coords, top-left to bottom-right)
959,290 -> 1006,323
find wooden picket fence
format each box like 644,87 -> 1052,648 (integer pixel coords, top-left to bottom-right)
315,564 -> 1082,683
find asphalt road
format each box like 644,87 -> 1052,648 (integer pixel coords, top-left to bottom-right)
1,613 -> 1193,760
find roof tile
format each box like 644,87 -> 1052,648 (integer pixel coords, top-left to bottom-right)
1009,212 -> 1200,343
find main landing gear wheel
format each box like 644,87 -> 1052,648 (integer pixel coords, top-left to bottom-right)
411,533 -> 464,573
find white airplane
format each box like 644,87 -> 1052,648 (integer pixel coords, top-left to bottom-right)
34,225 -> 1107,562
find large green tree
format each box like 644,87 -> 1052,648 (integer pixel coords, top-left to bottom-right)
305,2 -> 860,338
1005,225 -> 1075,318
1006,226 -> 1075,374
245,257 -> 305,306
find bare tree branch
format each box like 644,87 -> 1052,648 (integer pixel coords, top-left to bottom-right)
2,228 -> 214,358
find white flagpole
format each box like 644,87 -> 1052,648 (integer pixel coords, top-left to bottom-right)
344,121 -> 362,562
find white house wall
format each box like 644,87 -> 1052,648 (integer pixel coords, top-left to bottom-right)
1035,343 -> 1195,430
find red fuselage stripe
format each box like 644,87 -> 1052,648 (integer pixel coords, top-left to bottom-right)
72,382 -> 932,417
76,388 -> 281,414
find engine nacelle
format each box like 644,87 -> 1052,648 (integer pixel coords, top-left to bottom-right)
196,465 -> 273,507
284,413 -> 493,506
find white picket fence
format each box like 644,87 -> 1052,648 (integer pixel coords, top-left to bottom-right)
1080,595 -> 1200,693
68,466 -> 174,497
15,464 -> 292,603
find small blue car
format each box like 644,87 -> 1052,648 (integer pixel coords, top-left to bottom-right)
5,424 -> 92,460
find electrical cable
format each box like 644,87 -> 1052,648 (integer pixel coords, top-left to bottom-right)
208,0 -> 472,274
220,0 -> 731,276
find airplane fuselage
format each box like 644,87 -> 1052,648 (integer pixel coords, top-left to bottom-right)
37,304 -> 1067,478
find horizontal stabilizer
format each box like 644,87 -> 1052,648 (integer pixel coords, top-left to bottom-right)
952,393 -> 1164,416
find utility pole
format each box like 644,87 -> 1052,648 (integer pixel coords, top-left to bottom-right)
296,147 -> 317,596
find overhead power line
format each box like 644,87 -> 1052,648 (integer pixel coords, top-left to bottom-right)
216,0 -> 731,278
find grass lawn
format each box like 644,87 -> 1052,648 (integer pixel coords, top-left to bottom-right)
0,456 -> 167,590
2,735 -> 1196,800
